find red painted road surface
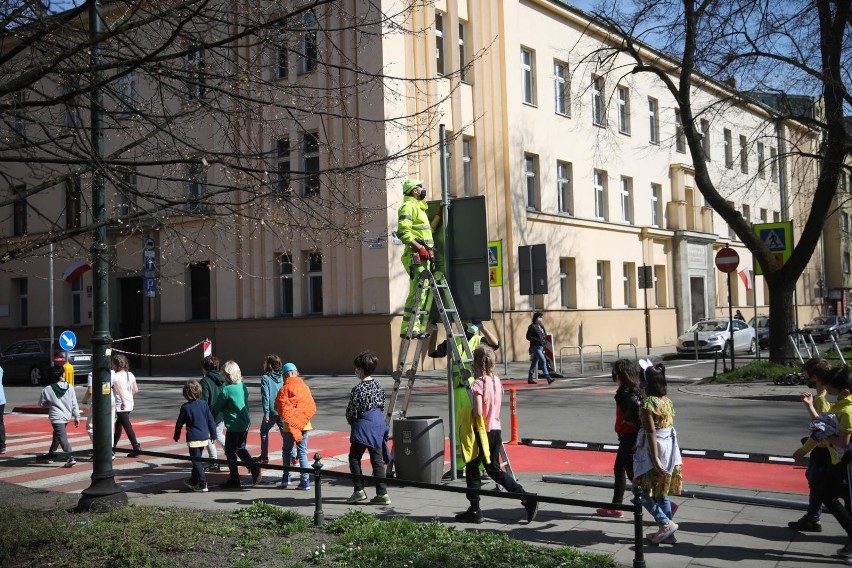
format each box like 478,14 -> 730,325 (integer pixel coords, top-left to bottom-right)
0,414 -> 807,494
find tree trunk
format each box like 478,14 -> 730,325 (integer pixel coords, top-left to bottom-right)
767,275 -> 795,365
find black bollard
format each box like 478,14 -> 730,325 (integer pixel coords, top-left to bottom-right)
632,485 -> 646,568
312,453 -> 324,527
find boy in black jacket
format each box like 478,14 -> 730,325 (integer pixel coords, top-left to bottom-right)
174,380 -> 218,492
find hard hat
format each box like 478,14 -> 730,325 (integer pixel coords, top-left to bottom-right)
283,362 -> 297,373
402,179 -> 424,195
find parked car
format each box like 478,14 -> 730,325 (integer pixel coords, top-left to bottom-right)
748,315 -> 770,349
0,339 -> 93,385
676,318 -> 757,355
802,316 -> 852,341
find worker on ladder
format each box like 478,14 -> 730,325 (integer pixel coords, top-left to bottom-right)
430,321 -> 499,478
397,179 -> 443,338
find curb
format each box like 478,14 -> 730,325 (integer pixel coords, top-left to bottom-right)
677,384 -> 799,402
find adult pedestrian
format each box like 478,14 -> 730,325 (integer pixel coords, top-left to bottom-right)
430,320 -> 499,478
112,354 -> 142,457
0,364 -> 5,454
82,371 -> 116,445
274,362 -> 317,489
199,355 -> 226,471
525,311 -> 552,384
258,354 -> 285,469
397,178 -> 442,338
735,310 -> 745,322
212,360 -> 261,489
455,345 -> 538,524
345,351 -> 391,505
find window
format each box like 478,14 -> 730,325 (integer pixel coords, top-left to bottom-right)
525,154 -> 538,209
71,278 -> 82,325
654,265 -> 667,307
521,48 -> 535,105
306,251 -> 323,314
13,185 -> 26,235
593,169 -> 607,220
760,208 -> 768,222
458,21 -> 468,82
651,182 -> 662,228
116,71 -> 136,117
462,137 -> 473,197
844,252 -> 851,275
623,263 -> 635,307
553,60 -> 570,116
275,25 -> 288,79
739,135 -> 748,173
279,253 -> 294,316
742,204 -> 751,225
184,46 -> 205,100
556,161 -> 572,214
436,12 -> 445,75
12,92 -> 25,136
616,85 -> 630,134
303,132 -> 320,196
186,161 -> 206,213
62,84 -> 80,129
591,75 -> 605,126
723,129 -> 733,168
276,138 -> 291,196
773,210 -> 780,222
757,142 -> 765,178
300,9 -> 318,74
726,200 -> 736,240
620,176 -> 633,224
596,261 -> 609,308
559,257 -> 576,308
770,147 -> 778,182
842,211 -> 850,232
648,97 -> 659,143
117,168 -> 137,218
65,176 -> 82,229
700,119 -> 710,160
14,278 -> 28,327
674,109 -> 685,153
189,262 -> 211,320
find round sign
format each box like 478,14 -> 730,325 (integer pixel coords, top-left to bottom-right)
715,247 -> 740,273
144,238 -> 155,252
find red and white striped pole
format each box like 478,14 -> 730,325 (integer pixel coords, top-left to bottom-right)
508,387 -> 520,445
203,339 -> 212,358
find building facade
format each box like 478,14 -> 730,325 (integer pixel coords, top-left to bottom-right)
0,0 -> 828,373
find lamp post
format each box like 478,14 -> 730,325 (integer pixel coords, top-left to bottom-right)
77,0 -> 127,511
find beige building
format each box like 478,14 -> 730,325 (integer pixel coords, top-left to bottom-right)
0,0 -> 830,374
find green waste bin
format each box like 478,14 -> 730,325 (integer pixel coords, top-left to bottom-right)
393,416 -> 444,484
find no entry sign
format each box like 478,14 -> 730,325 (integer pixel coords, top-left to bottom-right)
715,247 -> 740,273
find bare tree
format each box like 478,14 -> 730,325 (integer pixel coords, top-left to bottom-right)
0,0 -> 461,279
580,0 -> 850,362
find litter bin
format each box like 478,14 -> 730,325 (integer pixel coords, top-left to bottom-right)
393,416 -> 444,484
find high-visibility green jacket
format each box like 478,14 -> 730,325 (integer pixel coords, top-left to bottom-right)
397,195 -> 434,254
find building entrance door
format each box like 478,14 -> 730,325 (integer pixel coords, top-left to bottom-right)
690,276 -> 706,325
118,277 -> 143,369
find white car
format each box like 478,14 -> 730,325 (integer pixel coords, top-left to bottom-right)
676,318 -> 757,355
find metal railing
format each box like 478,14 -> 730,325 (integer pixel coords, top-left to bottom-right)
558,345 -> 580,374
580,344 -> 603,373
616,342 -> 638,361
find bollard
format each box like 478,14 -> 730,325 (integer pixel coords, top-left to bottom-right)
508,388 -> 519,445
312,453 -> 324,527
632,485 -> 646,568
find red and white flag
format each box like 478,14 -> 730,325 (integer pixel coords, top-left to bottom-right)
738,269 -> 752,291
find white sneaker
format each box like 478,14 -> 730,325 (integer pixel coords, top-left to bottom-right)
64,458 -> 77,468
346,489 -> 367,504
651,522 -> 678,544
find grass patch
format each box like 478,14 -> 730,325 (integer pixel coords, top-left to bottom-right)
712,360 -> 796,384
0,504 -> 614,568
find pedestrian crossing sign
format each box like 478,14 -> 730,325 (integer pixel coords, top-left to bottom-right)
488,240 -> 503,287
753,221 -> 793,275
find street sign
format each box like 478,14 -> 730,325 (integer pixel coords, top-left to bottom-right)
144,256 -> 156,271
144,277 -> 157,298
519,244 -> 548,295
638,265 -> 654,289
753,221 -> 794,275
488,240 -> 503,287
59,330 -> 77,351
144,238 -> 155,251
715,247 -> 740,273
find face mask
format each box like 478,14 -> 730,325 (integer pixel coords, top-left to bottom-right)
535,317 -> 542,324
416,188 -> 426,200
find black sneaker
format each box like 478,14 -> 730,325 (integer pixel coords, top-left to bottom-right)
454,509 -> 483,524
127,445 -> 142,458
788,516 -> 822,532
250,464 -> 262,485
523,498 -> 539,523
204,463 -> 222,472
527,379 -> 538,385
219,478 -> 242,490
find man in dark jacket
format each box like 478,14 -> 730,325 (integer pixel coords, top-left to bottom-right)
200,355 -> 226,471
526,312 -> 553,384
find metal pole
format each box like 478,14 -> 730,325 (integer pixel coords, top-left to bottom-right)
501,245 -> 508,375
49,244 -> 54,365
439,124 -> 457,480
78,0 -> 126,511
312,454 -> 324,527
753,269 -> 760,361
643,265 -> 651,355
728,273 -> 735,371
147,297 -> 152,376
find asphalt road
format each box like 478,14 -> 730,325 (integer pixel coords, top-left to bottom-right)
3,357 -> 806,459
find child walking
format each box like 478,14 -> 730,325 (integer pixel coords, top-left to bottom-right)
597,358 -> 641,518
632,362 -> 683,544
174,380 -> 218,492
38,365 -> 81,467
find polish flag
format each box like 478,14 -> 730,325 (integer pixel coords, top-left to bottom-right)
739,269 -> 753,291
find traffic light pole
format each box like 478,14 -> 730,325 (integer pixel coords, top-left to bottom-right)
77,0 -> 127,511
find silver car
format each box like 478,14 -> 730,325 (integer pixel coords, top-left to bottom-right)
802,316 -> 852,341
676,318 -> 757,355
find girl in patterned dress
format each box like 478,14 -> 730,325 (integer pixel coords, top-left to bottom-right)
633,363 -> 683,544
